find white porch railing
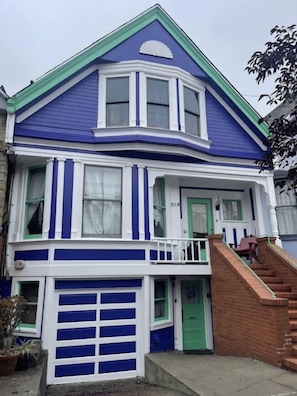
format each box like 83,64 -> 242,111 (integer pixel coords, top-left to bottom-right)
152,238 -> 210,264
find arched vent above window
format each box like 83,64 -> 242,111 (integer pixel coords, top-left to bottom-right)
139,40 -> 173,59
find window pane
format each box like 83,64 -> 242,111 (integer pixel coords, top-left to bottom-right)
184,87 -> 199,114
154,208 -> 165,237
106,77 -> 129,102
153,178 -> 165,206
155,280 -> 166,298
20,282 -> 39,302
147,78 -> 168,104
83,166 -> 122,236
185,112 -> 199,136
153,178 -> 166,237
106,103 -> 129,127
154,280 -> 168,320
276,206 -> 297,235
26,167 -> 45,236
22,305 -> 37,325
155,301 -> 165,319
147,104 -> 169,129
223,200 -> 242,220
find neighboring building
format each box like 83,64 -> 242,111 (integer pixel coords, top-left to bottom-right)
0,85 -> 10,296
265,102 -> 297,258
5,5 -> 283,384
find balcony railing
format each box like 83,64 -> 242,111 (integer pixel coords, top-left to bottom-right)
151,238 -> 210,264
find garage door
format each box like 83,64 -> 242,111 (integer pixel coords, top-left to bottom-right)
48,279 -> 142,384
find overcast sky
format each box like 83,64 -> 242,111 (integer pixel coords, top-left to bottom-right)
1,0 -> 296,117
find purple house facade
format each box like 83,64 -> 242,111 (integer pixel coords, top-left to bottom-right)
5,5 -> 280,385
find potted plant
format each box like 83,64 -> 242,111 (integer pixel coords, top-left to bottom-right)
0,295 -> 27,376
15,339 -> 41,371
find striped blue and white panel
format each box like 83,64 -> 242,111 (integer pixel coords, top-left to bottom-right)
48,279 -> 142,384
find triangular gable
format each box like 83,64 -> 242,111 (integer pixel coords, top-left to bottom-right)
6,4 -> 268,138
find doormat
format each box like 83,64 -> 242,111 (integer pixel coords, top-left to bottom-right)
184,350 -> 214,355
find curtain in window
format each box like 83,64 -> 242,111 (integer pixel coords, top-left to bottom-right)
83,166 -> 122,236
275,186 -> 297,235
27,168 -> 45,235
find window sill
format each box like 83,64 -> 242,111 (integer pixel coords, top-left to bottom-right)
14,327 -> 40,338
151,319 -> 173,331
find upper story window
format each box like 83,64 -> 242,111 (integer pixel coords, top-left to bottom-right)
275,185 -> 297,237
184,86 -> 200,136
106,77 -> 129,127
24,166 -> 45,238
153,177 -> 166,237
83,165 -> 122,237
147,78 -> 169,129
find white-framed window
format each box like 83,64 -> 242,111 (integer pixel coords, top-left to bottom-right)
106,76 -> 129,127
82,165 -> 122,237
222,199 -> 243,221
11,277 -> 45,338
153,177 -> 166,237
24,166 -> 46,239
97,66 -> 136,128
184,86 -> 200,136
275,185 -> 297,237
154,279 -> 169,322
147,77 -> 169,129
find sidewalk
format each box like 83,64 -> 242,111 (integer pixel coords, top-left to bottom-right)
146,351 -> 297,396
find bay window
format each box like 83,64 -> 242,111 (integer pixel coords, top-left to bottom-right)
83,165 -> 122,237
24,166 -> 45,238
147,78 -> 169,129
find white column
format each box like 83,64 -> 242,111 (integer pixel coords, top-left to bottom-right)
42,159 -> 54,239
123,164 -> 133,239
55,158 -> 66,238
266,175 -> 281,244
71,160 -> 82,238
138,166 -> 145,240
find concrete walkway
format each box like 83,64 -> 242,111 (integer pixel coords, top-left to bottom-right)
146,352 -> 297,396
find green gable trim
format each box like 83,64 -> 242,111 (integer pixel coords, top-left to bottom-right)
7,5 -> 268,137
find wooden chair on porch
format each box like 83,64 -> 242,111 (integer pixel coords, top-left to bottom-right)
230,236 -> 258,264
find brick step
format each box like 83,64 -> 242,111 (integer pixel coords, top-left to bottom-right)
288,310 -> 297,319
288,301 -> 297,308
292,345 -> 297,357
249,264 -> 269,271
290,320 -> 297,330
291,331 -> 297,342
275,292 -> 297,299
260,276 -> 284,284
267,284 -> 291,292
253,270 -> 276,277
284,357 -> 297,371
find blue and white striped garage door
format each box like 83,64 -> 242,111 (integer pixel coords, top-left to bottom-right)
48,279 -> 142,384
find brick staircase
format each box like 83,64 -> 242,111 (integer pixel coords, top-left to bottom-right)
250,263 -> 297,371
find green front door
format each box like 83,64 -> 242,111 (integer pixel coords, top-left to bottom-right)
187,198 -> 214,260
181,279 -> 206,350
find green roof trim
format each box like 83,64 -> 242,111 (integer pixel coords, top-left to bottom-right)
7,4 -> 268,137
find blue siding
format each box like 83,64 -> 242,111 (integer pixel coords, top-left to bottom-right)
206,91 -> 264,158
103,21 -> 207,78
99,359 -> 136,374
21,71 -> 98,134
150,326 -> 174,352
54,249 -> 145,261
49,159 -> 58,239
62,159 -> 74,238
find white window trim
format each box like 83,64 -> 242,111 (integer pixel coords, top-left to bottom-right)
98,69 -> 136,128
179,78 -> 207,140
11,277 -> 45,338
151,277 -> 173,330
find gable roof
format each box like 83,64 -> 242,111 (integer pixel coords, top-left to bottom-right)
6,4 -> 268,137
